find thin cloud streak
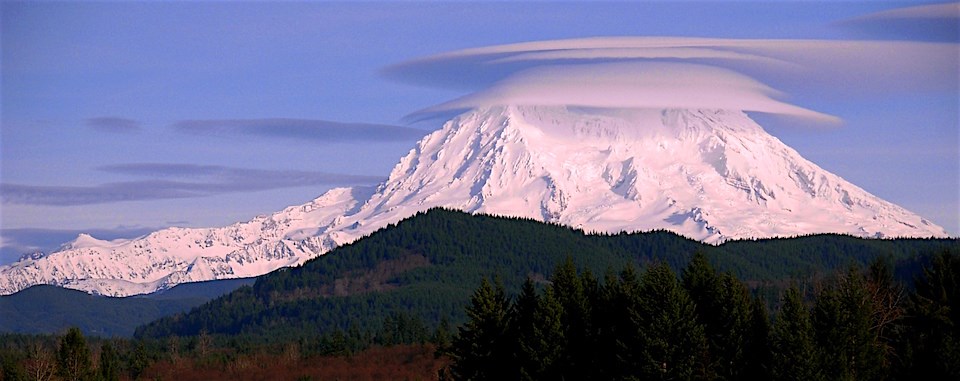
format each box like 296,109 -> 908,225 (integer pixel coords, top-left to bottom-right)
1,181 -> 197,206
173,118 -> 429,143
85,117 -> 142,133
1,164 -> 385,206
851,2 -> 959,21
836,2 -> 959,42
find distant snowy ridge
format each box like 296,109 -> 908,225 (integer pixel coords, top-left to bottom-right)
0,106 -> 948,296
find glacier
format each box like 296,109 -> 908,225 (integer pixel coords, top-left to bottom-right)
0,106 -> 948,296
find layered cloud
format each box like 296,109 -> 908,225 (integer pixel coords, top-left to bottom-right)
385,36 -> 958,121
173,118 -> 428,143
0,163 -> 384,206
413,62 -> 838,123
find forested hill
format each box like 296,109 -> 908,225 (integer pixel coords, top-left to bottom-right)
136,208 -> 958,341
0,278 -> 256,337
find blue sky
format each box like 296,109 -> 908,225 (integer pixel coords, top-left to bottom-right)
1,1 -> 957,262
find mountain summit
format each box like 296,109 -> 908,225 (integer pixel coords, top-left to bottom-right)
0,106 -> 948,296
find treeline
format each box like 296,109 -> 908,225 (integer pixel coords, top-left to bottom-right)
445,251 -> 960,380
1,328 -> 143,381
1,316 -> 452,381
0,328 -> 446,381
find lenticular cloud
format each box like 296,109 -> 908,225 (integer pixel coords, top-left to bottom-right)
415,62 -> 839,123
385,36 -> 958,123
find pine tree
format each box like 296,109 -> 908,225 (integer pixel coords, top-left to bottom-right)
511,278 -> 539,378
742,295 -> 771,381
450,278 -> 512,380
57,327 -> 92,381
512,277 -> 562,380
812,265 -> 884,380
127,341 -> 148,380
770,287 -> 819,381
681,252 -> 751,379
98,342 -> 120,381
713,273 -> 752,379
682,251 -> 717,304
897,250 -> 960,379
549,257 -> 593,379
592,264 -> 643,379
632,262 -> 707,380
432,316 -> 453,353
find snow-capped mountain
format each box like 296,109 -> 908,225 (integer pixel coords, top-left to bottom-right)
0,106 -> 948,296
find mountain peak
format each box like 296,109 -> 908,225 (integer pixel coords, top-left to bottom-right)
0,106 -> 948,296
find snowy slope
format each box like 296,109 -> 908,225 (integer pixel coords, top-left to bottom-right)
0,106 -> 948,296
329,106 -> 947,242
0,187 -> 373,296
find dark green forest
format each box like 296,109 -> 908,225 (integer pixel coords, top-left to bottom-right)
136,209 -> 956,343
1,209 -> 958,380
447,252 -> 960,380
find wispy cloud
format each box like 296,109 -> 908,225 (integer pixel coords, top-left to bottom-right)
837,2 -> 959,42
86,117 -> 141,133
854,2 -> 960,20
172,118 -> 428,142
1,181 -> 197,206
384,36 -> 958,121
1,163 -> 384,206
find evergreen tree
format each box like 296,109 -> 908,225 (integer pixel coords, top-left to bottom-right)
512,277 -> 562,380
549,257 -> 593,379
531,287 -> 564,380
98,342 -> 120,381
681,251 -> 718,304
812,265 -> 884,380
512,278 -> 539,377
742,295 -> 771,381
896,250 -> 960,378
57,327 -> 92,381
713,273 -> 752,379
681,252 -> 751,379
127,341 -> 148,381
598,264 -> 644,379
2,354 -> 26,381
770,287 -> 819,381
450,278 -> 512,380
632,262 -> 708,380
432,316 -> 453,353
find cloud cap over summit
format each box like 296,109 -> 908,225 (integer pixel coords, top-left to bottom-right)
385,36 -> 958,123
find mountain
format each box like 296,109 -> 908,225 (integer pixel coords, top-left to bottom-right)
0,277 -> 254,337
135,208 -> 958,341
0,106 -> 948,296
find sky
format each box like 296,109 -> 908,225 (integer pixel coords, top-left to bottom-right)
1,1 -> 958,263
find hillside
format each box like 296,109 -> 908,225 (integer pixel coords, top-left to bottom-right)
136,208 -> 957,341
0,278 -> 254,337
